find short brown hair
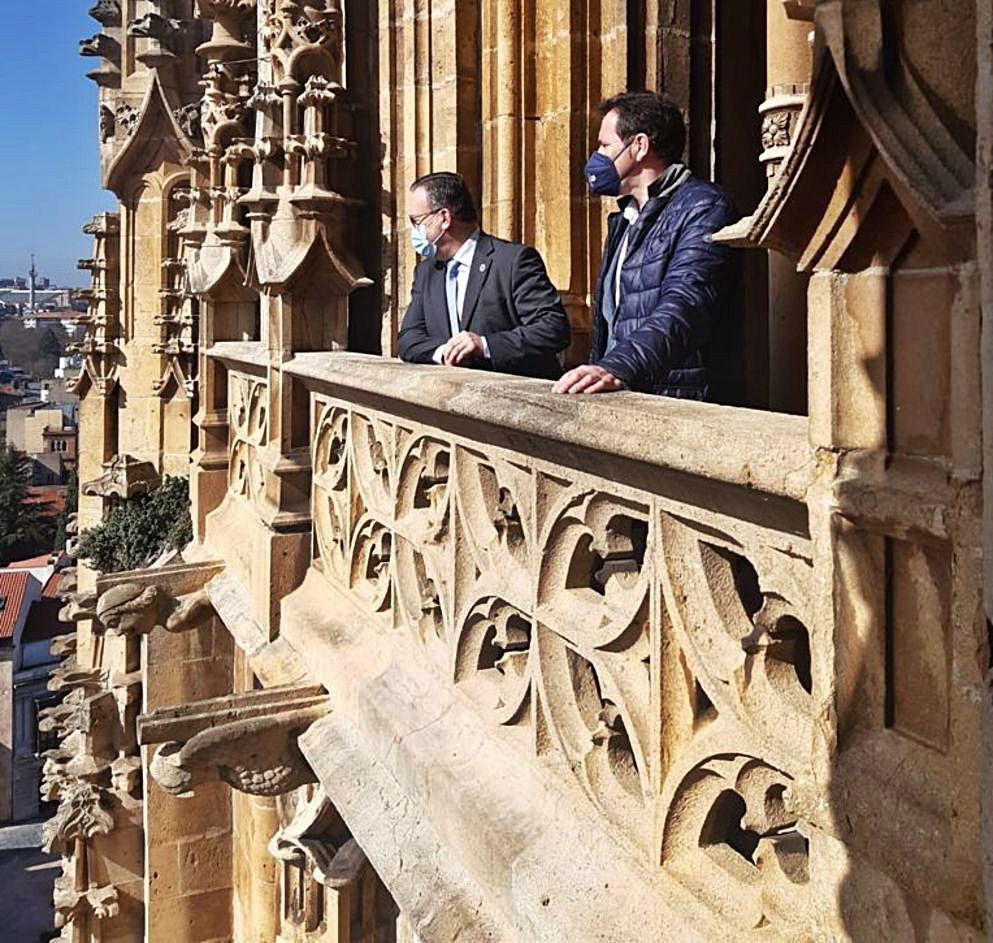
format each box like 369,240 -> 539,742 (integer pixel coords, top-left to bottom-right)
597,91 -> 686,164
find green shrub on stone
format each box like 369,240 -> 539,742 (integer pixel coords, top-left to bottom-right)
77,476 -> 193,574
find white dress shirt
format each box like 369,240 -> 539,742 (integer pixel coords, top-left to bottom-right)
432,230 -> 491,363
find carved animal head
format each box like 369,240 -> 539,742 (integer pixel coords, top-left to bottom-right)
88,0 -> 122,26
96,583 -> 166,636
79,34 -> 120,60
149,741 -> 195,796
128,13 -> 183,42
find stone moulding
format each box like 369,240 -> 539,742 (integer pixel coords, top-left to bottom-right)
715,0 -> 976,255
284,351 -> 812,502
137,684 -> 329,798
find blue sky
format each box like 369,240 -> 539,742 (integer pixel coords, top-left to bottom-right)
0,8 -> 117,287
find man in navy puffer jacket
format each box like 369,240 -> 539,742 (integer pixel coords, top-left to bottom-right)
553,91 -> 739,399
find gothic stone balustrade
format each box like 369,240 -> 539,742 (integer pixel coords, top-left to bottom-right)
275,352 -> 835,940
196,349 -> 983,939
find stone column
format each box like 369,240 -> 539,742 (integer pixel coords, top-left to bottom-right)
143,607 -> 236,942
764,0 -> 813,414
976,0 -> 993,926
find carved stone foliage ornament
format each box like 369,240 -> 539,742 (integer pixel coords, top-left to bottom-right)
308,397 -> 817,934
115,103 -> 140,137
43,779 -> 115,856
758,84 -> 809,181
260,0 -> 344,82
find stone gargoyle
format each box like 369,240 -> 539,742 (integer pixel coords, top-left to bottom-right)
140,686 -> 329,799
88,0 -> 122,27
79,33 -> 120,60
94,581 -> 215,637
128,13 -> 185,42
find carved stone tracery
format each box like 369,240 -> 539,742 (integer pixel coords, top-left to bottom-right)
306,397 -> 816,909
228,372 -> 268,502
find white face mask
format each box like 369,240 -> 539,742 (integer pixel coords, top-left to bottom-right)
410,209 -> 444,260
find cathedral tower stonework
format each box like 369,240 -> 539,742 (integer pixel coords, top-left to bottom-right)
51,1 -> 992,940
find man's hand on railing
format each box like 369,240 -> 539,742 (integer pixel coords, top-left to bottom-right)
552,363 -> 624,394
441,330 -> 487,366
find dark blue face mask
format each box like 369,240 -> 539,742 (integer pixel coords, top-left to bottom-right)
584,142 -> 631,197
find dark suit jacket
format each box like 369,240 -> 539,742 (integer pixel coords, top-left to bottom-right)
397,232 -> 570,379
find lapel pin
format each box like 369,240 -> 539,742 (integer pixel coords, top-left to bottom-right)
479,263 -> 486,272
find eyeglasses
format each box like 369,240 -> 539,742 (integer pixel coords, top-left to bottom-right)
408,207 -> 443,228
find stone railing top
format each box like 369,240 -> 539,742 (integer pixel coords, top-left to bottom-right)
283,352 -> 812,502
207,340 -> 267,370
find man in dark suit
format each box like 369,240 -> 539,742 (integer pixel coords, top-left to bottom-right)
397,172 -> 570,379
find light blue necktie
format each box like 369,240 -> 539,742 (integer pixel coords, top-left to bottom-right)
446,259 -> 461,336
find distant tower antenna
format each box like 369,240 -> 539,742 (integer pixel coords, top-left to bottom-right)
28,254 -> 37,313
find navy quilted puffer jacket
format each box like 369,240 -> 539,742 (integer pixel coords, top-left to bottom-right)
591,175 -> 739,399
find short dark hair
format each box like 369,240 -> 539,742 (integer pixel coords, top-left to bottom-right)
409,171 -> 478,222
597,91 -> 686,164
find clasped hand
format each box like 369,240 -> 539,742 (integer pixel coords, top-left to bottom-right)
441,331 -> 485,366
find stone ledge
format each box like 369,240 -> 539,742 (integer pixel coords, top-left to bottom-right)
206,340 -> 268,371
284,351 -> 812,502
285,570 -> 723,943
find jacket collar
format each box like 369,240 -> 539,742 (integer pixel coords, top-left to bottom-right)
616,162 -> 691,215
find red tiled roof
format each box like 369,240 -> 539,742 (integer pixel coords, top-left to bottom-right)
7,553 -> 53,569
24,488 -> 66,516
0,571 -> 31,639
41,571 -> 62,598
